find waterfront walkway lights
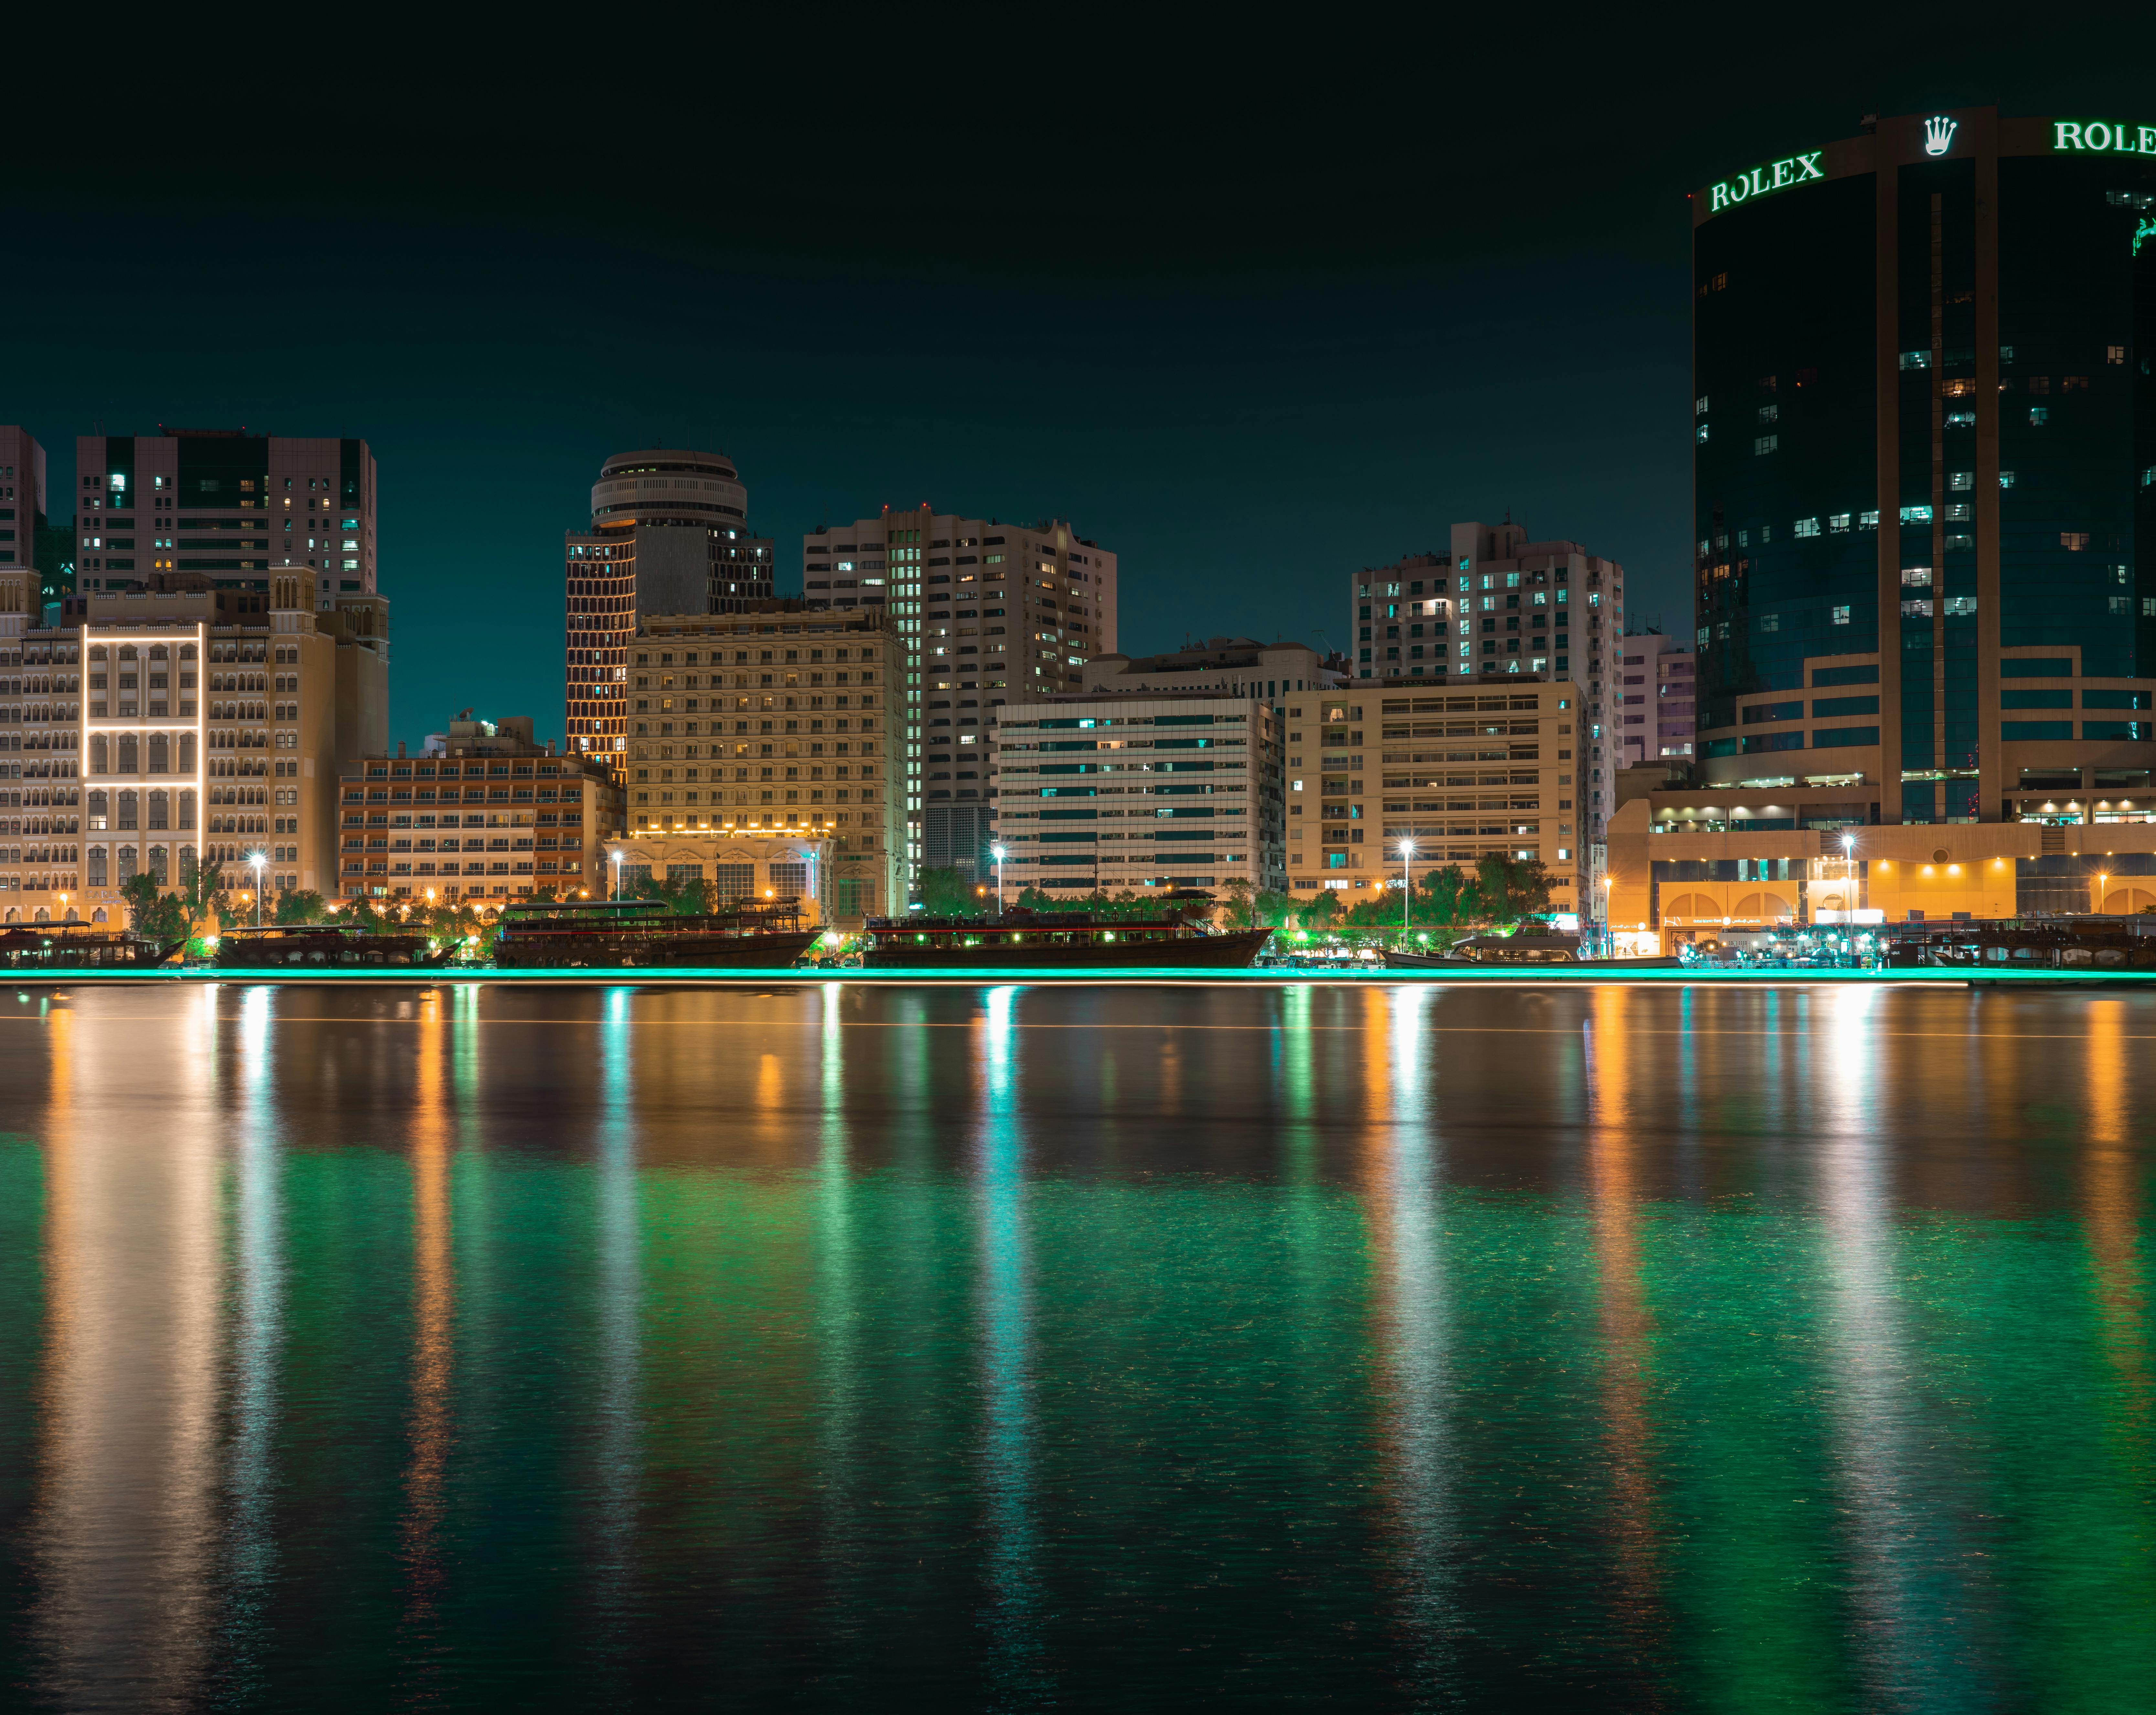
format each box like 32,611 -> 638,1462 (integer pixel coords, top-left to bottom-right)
250,852 -> 266,927
992,843 -> 1007,911
1398,837 -> 1415,933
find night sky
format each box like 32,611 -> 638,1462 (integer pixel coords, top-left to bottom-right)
5,6 -> 2145,744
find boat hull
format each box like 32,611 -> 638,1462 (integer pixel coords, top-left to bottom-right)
1381,949 -> 1683,970
214,932 -> 449,968
862,927 -> 1273,970
493,928 -> 823,969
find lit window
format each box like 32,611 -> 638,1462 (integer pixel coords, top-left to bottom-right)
1794,517 -> 1820,537
1831,605 -> 1851,625
1754,435 -> 1779,455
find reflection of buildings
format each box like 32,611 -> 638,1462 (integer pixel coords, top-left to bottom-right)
1626,107 -> 2156,944
0,567 -> 386,920
32,998 -> 222,1708
623,607 -> 903,919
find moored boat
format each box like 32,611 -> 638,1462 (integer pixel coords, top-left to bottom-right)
861,892 -> 1271,969
0,922 -> 183,969
1383,934 -> 1682,970
492,896 -> 822,968
214,923 -> 452,967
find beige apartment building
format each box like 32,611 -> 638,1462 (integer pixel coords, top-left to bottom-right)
621,604 -> 905,922
338,733 -> 621,902
803,506 -> 1117,886
1286,678 -> 1586,920
990,693 -> 1285,897
1354,522 -> 1624,841
0,567 -> 387,921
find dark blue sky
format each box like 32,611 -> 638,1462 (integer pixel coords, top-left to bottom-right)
6,4 -> 2146,745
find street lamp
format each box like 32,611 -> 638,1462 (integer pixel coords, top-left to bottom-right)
1397,837 -> 1415,934
250,852 -> 266,927
992,843 -> 1006,911
610,850 -> 621,902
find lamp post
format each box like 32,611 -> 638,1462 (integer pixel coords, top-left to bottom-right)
250,852 -> 265,927
992,843 -> 1006,912
610,850 -> 621,902
1397,837 -> 1415,935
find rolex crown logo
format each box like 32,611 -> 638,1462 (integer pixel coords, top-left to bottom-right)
1924,115 -> 1958,156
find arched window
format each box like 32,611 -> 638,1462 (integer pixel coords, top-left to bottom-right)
149,732 -> 170,773
178,733 -> 196,771
179,790 -> 196,831
150,644 -> 168,661
118,732 -> 138,772
89,645 -> 106,663
180,844 -> 198,879
120,644 -> 137,662
87,848 -> 107,887
87,790 -> 108,828
149,845 -> 169,884
91,735 -> 108,774
179,643 -> 196,661
148,790 -> 169,830
91,906 -> 108,923
32,906 -> 49,923
117,846 -> 137,880
118,790 -> 139,830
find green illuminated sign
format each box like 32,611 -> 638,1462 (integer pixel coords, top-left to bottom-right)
1708,150 -> 1824,213
2054,120 -> 2156,154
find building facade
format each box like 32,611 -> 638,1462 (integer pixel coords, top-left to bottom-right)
565,449 -> 776,759
0,426 -> 61,611
802,507 -> 1117,885
621,605 -> 904,923
339,733 -> 621,903
1614,632 -> 1697,765
989,692 -> 1284,899
1354,521 -> 1625,836
1692,105 -> 2156,825
73,429 -> 379,612
601,831 -> 836,927
0,568 -> 387,921
1286,678 -> 1586,918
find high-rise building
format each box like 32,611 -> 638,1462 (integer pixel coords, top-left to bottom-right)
0,567 -> 388,921
1353,522 -> 1625,837
990,691 -> 1284,899
1614,632 -> 1697,765
73,429 -> 379,611
0,426 -> 62,611
620,604 -> 905,921
802,507 -> 1117,887
564,449 -> 775,759
1690,105 -> 2156,821
1609,107 -> 2156,947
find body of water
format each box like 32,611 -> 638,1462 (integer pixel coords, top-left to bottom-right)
0,980 -> 2150,1710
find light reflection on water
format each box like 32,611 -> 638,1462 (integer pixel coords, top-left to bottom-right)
0,980 -> 2152,1711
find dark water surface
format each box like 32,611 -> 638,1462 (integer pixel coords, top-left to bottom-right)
0,980 -> 2151,1711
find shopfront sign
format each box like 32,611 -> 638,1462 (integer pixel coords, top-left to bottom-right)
2054,120 -> 2156,154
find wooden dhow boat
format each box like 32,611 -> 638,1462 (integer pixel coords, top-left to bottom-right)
491,896 -> 822,969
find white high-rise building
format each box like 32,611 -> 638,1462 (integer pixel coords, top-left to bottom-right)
802,506 -> 1116,884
